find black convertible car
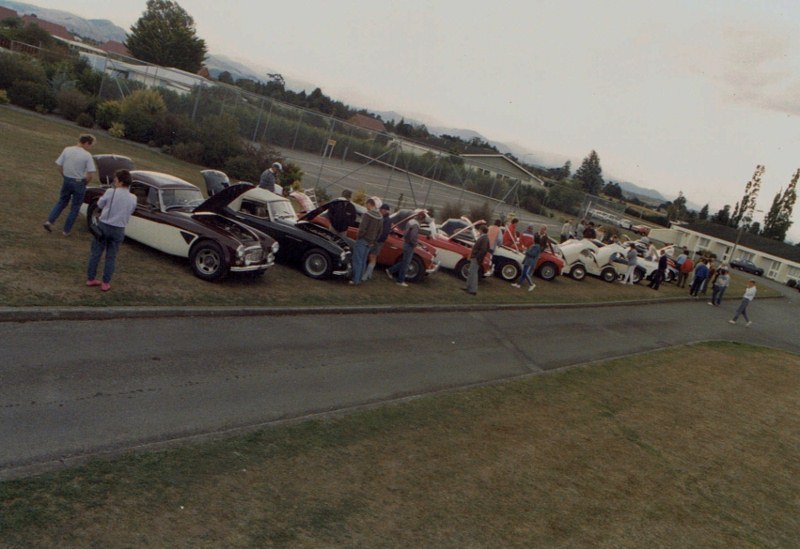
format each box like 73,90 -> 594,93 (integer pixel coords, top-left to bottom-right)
198,184 -> 352,279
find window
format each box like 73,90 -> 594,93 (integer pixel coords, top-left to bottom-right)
130,182 -> 150,206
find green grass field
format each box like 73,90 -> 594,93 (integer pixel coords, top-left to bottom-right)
2,342 -> 798,547
0,106 -> 770,308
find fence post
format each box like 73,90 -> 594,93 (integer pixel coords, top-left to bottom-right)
252,97 -> 265,143
291,109 -> 304,150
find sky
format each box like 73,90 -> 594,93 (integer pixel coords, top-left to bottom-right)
26,0 -> 800,242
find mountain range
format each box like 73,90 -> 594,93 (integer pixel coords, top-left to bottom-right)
0,0 -> 675,205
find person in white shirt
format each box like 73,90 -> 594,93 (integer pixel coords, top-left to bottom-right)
44,134 -> 97,236
729,279 -> 757,326
85,170 -> 138,292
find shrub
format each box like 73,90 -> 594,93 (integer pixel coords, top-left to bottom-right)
0,51 -> 47,89
56,88 -> 90,121
152,112 -> 196,147
198,114 -> 244,168
8,80 -> 56,112
76,112 -> 94,128
95,100 -> 122,129
439,202 -> 463,221
108,122 -> 125,139
0,89 -> 8,105
224,154 -> 260,182
119,89 -> 166,143
169,141 -> 204,164
469,202 -> 494,223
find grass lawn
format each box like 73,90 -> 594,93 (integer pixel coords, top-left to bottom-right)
1,341 -> 798,546
0,105 -> 775,308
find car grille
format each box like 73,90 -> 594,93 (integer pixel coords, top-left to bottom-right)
244,246 -> 266,264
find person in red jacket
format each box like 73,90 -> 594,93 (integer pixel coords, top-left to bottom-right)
677,254 -> 694,288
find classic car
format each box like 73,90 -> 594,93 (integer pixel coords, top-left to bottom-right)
558,239 -> 620,282
631,224 -> 651,236
730,258 -> 764,276
440,218 -> 564,282
82,171 -> 278,281
199,183 -> 352,279
390,209 -> 492,280
302,201 -> 439,283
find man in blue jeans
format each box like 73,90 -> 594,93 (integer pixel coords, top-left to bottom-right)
387,210 -> 424,287
44,134 -> 97,236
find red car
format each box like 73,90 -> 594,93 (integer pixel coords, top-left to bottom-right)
302,201 -> 439,283
390,209 -> 492,280
631,224 -> 651,236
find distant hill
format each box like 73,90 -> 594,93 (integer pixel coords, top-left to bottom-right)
0,0 -> 127,42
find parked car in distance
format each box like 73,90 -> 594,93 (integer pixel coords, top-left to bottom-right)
82,171 -> 278,281
630,224 -> 651,236
730,258 -> 764,276
200,183 -> 352,279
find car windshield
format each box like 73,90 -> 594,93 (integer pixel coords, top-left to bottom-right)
269,199 -> 297,223
161,188 -> 205,211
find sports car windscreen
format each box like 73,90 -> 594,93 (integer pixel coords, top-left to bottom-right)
269,199 -> 297,223
161,188 -> 205,211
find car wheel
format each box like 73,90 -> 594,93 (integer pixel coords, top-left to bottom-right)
569,264 -> 586,281
301,248 -> 333,279
189,241 -> 229,282
456,259 -> 470,281
632,268 -> 645,285
404,255 -> 425,283
496,260 -> 520,282
601,267 -> 617,283
538,262 -> 557,281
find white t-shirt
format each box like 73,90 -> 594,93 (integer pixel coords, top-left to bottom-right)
55,145 -> 96,180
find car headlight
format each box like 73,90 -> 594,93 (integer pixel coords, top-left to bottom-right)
340,251 -> 347,262
272,241 -> 280,254
236,245 -> 245,259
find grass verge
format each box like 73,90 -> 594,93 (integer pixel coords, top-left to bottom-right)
1,341 -> 798,547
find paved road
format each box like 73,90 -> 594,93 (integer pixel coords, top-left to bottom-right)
2,288 -> 798,479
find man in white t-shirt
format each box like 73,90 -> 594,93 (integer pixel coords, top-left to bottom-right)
44,134 -> 97,236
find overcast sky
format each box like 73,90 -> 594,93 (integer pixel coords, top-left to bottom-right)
29,0 -> 800,241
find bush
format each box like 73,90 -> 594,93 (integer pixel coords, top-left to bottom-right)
438,202 -> 463,221
108,122 -> 125,139
119,89 -> 166,143
469,202 -> 494,223
0,89 -> 8,105
8,80 -> 56,112
152,112 -> 196,147
76,112 -> 94,128
95,100 -> 122,129
198,114 -> 244,168
224,154 -> 260,182
169,141 -> 204,164
56,88 -> 90,121
0,51 -> 47,89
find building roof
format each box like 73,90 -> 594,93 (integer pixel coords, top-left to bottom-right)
681,221 -> 800,262
347,113 -> 386,133
98,40 -> 129,56
21,15 -> 73,40
460,153 -> 544,185
0,6 -> 18,21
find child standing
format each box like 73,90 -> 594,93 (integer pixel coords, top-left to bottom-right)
729,279 -> 757,326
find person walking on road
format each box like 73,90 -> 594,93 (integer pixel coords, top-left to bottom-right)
729,279 -> 757,326
44,133 -> 97,236
387,210 -> 423,287
464,224 -> 490,295
85,169 -> 137,292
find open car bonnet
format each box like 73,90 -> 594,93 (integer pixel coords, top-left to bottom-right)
193,183 -> 255,214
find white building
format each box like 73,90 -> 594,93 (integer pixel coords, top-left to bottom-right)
651,222 -> 800,283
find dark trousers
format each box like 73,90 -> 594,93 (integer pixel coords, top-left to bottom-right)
648,269 -> 664,290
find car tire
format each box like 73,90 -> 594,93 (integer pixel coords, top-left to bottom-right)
537,262 -> 558,281
601,267 -> 617,283
569,264 -> 586,281
456,259 -> 470,281
496,259 -> 520,282
189,240 -> 229,282
632,267 -> 645,285
301,248 -> 333,279
402,255 -> 425,283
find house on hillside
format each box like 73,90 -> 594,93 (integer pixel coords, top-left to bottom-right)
21,15 -> 73,40
461,153 -> 546,191
347,113 -> 386,133
97,40 -> 129,57
650,222 -> 800,283
0,6 -> 18,22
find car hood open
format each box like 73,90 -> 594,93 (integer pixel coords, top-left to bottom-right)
194,183 -> 255,214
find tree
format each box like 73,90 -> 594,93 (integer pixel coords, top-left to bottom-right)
761,169 -> 798,241
126,0 -> 207,73
698,204 -> 709,220
711,205 -> 731,225
574,150 -> 604,195
602,181 -> 623,199
217,71 -> 234,85
547,160 -> 571,181
730,164 -> 764,228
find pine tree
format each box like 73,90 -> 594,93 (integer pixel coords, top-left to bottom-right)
126,0 -> 207,73
730,165 -> 764,228
574,150 -> 604,195
698,204 -> 709,220
761,169 -> 798,241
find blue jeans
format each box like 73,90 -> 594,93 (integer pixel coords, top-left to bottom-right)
732,298 -> 751,322
87,223 -> 125,283
388,242 -> 415,283
711,284 -> 727,305
465,257 -> 480,293
351,238 -> 370,284
48,177 -> 87,234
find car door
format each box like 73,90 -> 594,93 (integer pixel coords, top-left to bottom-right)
125,182 -> 196,258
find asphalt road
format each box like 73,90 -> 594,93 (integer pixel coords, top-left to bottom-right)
2,287 -> 798,480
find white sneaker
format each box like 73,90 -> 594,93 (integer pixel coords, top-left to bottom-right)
397,282 -> 408,288
728,320 -> 736,324
707,302 -> 713,306
528,283 -> 536,292
511,283 -> 520,288
746,321 -> 752,327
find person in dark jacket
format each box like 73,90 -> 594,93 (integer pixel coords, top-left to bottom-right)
363,203 -> 392,281
350,198 -> 382,285
648,249 -> 668,290
386,210 -> 424,287
464,224 -> 490,295
327,189 -> 357,237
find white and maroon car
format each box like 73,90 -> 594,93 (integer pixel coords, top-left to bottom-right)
390,209 -> 492,280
